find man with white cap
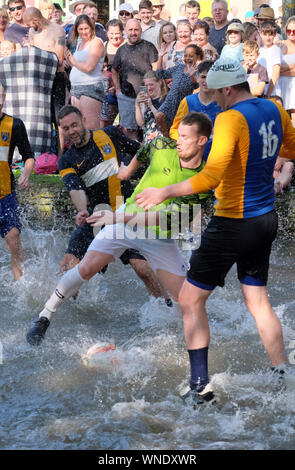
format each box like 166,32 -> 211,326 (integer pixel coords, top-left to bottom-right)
135,57 -> 295,406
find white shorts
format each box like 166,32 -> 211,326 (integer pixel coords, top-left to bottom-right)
88,222 -> 187,277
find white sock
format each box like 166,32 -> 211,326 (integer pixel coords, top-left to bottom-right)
39,265 -> 85,321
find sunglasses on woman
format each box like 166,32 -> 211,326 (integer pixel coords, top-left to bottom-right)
119,11 -> 131,17
286,28 -> 295,35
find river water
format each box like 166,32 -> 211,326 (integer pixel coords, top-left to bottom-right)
1,199 -> 295,451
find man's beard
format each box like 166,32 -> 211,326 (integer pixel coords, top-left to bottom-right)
72,127 -> 88,147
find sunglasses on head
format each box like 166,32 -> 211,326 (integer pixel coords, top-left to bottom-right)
119,11 -> 131,16
9,5 -> 23,11
286,28 -> 295,35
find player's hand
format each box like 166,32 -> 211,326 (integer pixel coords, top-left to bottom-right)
86,210 -> 114,226
18,173 -> 30,190
135,187 -> 166,210
76,210 -> 89,226
117,162 -> 130,181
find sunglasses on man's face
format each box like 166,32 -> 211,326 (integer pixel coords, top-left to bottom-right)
9,5 -> 23,11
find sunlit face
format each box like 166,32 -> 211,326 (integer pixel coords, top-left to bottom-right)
0,14 -> 9,31
177,122 -> 204,160
139,8 -> 153,25
107,25 -> 123,47
59,113 -> 88,147
177,23 -> 192,43
118,10 -> 132,26
193,27 -> 208,46
212,1 -> 228,24
198,70 -> 210,92
83,6 -> 98,24
8,1 -> 25,22
74,3 -> 86,16
40,6 -> 53,20
286,21 -> 295,42
183,46 -> 199,65
185,7 -> 200,26
227,30 -> 241,45
243,49 -> 258,68
260,30 -> 275,47
144,77 -> 161,98
162,24 -> 176,44
77,21 -> 92,41
125,20 -> 141,44
51,8 -> 63,24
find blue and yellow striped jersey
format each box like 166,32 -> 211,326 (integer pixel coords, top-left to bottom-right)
190,98 -> 295,219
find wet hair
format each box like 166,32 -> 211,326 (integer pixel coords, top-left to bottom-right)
158,21 -> 177,47
72,14 -> 96,45
143,70 -> 168,100
232,82 -> 250,92
180,111 -> 213,139
184,43 -> 204,60
57,105 -> 83,124
106,18 -> 124,32
197,60 -> 214,74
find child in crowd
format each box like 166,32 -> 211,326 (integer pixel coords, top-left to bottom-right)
157,22 -> 177,70
242,40 -> 268,97
220,22 -> 244,62
258,21 -> 282,98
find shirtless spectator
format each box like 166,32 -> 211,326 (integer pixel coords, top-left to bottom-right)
23,6 -> 66,155
4,0 -> 30,48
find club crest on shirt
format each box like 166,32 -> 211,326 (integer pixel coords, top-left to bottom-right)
101,143 -> 113,155
1,132 -> 10,142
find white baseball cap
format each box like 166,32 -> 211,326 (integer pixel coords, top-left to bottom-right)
206,58 -> 247,89
119,3 -> 134,14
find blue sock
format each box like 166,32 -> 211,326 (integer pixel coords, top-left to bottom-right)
188,347 -> 209,392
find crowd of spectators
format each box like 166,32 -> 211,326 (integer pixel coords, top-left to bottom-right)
0,0 -> 295,165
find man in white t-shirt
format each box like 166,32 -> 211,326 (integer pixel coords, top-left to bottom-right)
257,21 -> 281,98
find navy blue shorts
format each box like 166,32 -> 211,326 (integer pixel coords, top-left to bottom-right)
0,192 -> 21,238
187,211 -> 278,290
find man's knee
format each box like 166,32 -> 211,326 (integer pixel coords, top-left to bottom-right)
178,281 -> 211,311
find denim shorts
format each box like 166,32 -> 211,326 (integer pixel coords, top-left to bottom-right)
71,81 -> 106,103
0,192 -> 21,238
117,92 -> 137,130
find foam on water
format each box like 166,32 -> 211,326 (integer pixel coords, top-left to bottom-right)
0,224 -> 295,450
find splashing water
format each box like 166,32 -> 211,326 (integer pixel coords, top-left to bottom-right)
0,214 -> 295,451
